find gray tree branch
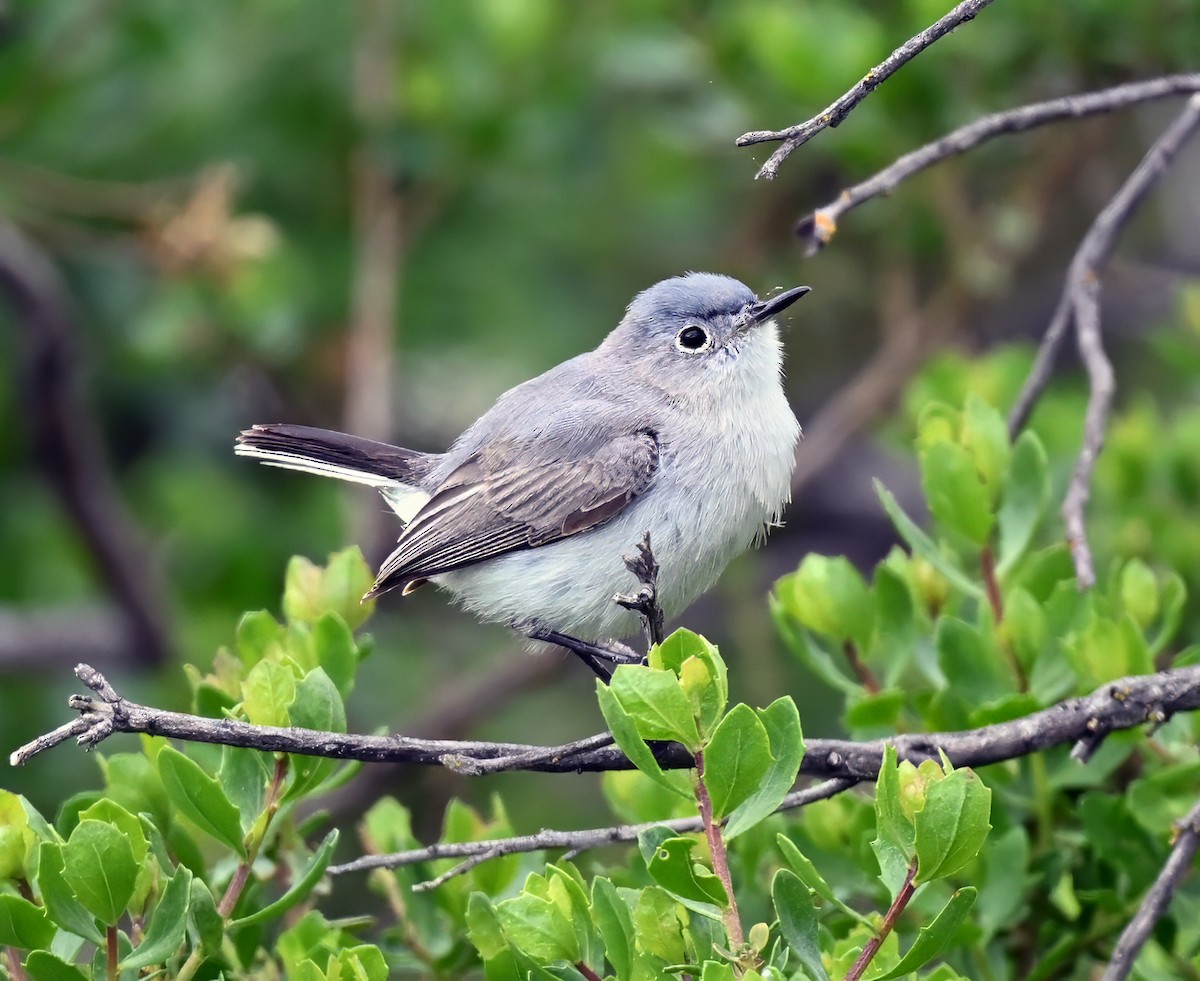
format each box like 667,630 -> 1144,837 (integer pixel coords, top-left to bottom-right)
12,661 -> 1200,777
795,74 -> 1200,255
1101,795 -> 1200,981
1008,95 -> 1200,588
735,0 -> 998,179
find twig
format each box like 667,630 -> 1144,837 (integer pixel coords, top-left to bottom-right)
440,732 -> 616,776
1101,797 -> 1200,981
0,223 -> 172,667
794,75 -> 1200,253
614,531 -> 665,647
735,0 -> 998,180
412,849 -> 501,892
329,778 -> 858,877
12,664 -> 1200,780
1009,95 -> 1200,587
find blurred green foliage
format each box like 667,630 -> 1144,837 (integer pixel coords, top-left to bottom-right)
2,0 -> 1199,889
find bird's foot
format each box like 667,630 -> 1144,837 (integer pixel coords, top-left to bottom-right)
527,629 -> 645,684
614,531 -> 665,648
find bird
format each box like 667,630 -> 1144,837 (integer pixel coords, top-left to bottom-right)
236,272 -> 809,678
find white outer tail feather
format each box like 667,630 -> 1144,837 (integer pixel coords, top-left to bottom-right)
235,444 -> 429,522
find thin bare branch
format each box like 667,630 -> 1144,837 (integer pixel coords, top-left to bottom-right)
1008,95 -> 1200,586
1102,796 -> 1200,981
736,0 -> 998,180
330,778 -> 858,877
795,74 -> 1200,254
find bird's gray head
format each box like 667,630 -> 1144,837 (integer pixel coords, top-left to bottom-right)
601,272 -> 809,388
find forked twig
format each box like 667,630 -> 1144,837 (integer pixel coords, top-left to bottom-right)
1008,95 -> 1200,587
736,0 -> 998,179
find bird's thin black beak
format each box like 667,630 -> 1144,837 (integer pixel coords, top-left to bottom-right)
736,285 -> 811,329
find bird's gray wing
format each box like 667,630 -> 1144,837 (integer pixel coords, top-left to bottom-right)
366,429 -> 660,598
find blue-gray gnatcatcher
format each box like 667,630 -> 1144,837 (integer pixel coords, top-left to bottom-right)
236,273 -> 809,678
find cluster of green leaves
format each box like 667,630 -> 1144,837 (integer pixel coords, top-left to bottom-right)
453,633 -> 995,980
0,549 -> 385,979
769,392 -> 1200,978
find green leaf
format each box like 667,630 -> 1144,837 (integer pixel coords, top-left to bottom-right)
284,548 -> 375,630
286,668 -> 347,800
157,746 -> 247,856
219,746 -> 272,832
120,866 -> 192,970
596,681 -> 693,799
777,834 -> 872,926
914,768 -> 992,882
590,877 -> 634,980
723,698 -> 805,839
770,600 -> 861,695
920,440 -> 993,545
771,869 -> 830,981
872,747 -> 915,897
0,894 -> 55,949
961,393 -> 1010,498
35,842 -> 102,944
977,827 -> 1030,939
870,887 -> 977,979
495,889 -> 579,963
22,951 -> 89,981
781,555 -> 875,648
62,820 -> 137,926
242,658 -> 296,727
702,704 -> 772,821
236,609 -> 285,667
331,945 -> 389,981
467,892 -> 509,961
1149,572 -> 1186,656
608,664 -> 701,749
633,886 -> 685,964
642,833 -> 727,912
1119,559 -> 1159,629
233,829 -> 339,927
873,565 -> 917,679
76,799 -> 148,867
313,612 -> 359,697
996,431 -> 1050,577
189,877 -> 223,956
874,481 -> 984,600
0,790 -> 35,880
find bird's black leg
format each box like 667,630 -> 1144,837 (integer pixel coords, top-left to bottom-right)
614,531 -> 665,648
527,629 -> 644,684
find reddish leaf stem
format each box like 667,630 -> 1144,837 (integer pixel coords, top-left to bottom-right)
106,923 -> 119,981
844,641 -> 881,693
694,749 -> 745,951
217,755 -> 289,918
576,963 -> 604,981
846,860 -> 919,981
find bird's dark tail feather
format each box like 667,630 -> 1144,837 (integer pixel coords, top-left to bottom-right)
234,423 -> 436,488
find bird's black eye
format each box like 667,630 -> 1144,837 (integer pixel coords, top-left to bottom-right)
675,324 -> 712,353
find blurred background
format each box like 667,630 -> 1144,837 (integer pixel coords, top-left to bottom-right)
2,0 -> 1198,836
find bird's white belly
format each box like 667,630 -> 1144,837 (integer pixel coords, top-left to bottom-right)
435,387 -> 799,641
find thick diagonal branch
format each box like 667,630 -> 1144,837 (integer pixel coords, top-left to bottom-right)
0,224 -> 172,667
736,0 -> 998,179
